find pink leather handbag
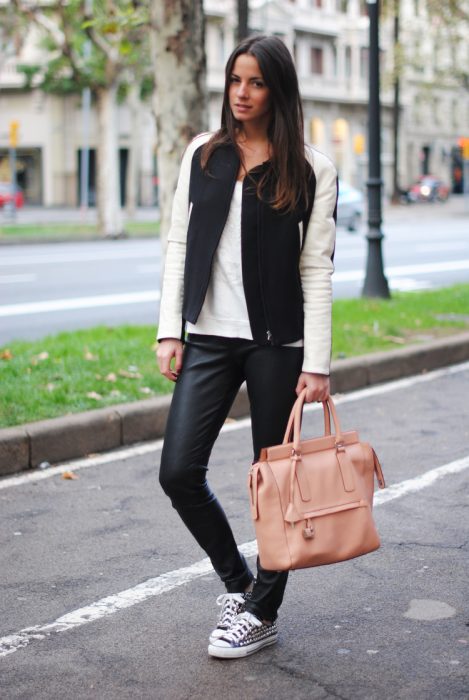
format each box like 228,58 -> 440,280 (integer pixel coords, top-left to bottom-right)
248,391 -> 386,571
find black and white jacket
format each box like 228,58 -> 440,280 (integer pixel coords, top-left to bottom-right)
157,133 -> 338,375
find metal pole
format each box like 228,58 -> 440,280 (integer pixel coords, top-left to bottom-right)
362,0 -> 390,299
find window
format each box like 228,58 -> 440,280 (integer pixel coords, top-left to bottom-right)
311,0 -> 323,6
332,44 -> 338,76
360,47 -> 369,80
337,0 -> 348,11
217,25 -> 225,65
311,47 -> 324,75
345,45 -> 352,78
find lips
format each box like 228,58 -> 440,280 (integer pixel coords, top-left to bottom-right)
234,104 -> 252,110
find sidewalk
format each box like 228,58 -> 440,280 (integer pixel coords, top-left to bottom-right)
2,331 -> 469,478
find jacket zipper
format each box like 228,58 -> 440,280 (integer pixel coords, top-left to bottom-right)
256,198 -> 274,345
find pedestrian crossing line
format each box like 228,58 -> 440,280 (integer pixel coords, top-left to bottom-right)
2,359 -> 469,492
1,453 -> 468,659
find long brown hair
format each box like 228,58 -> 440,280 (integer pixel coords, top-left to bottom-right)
201,35 -> 311,213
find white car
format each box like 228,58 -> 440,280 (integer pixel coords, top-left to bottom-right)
337,180 -> 363,232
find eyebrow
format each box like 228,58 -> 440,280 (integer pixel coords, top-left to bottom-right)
231,73 -> 264,80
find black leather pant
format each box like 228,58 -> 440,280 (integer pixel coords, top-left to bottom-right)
159,334 -> 303,621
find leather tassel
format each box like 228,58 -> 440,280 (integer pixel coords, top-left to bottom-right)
285,501 -> 301,524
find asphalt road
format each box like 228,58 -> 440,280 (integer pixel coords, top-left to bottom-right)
0,199 -> 468,345
1,362 -> 468,698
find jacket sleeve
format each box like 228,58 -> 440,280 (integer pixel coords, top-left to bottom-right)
156,134 -> 210,341
300,148 -> 338,375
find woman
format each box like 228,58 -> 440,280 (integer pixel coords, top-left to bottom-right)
156,34 -> 337,659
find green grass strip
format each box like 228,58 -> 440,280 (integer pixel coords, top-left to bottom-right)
0,221 -> 159,239
1,283 -> 468,428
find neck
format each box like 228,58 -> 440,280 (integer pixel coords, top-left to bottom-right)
238,118 -> 270,145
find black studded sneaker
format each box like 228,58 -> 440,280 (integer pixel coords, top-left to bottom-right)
208,611 -> 278,659
209,593 -> 246,644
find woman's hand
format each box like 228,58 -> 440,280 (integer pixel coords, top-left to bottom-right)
156,339 -> 184,382
295,372 -> 330,403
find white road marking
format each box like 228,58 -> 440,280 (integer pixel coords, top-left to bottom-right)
414,242 -> 469,253
0,249 -> 159,267
1,453 -> 468,658
333,258 -> 469,283
0,274 -> 36,284
2,360 -> 469,492
0,441 -> 164,491
389,278 -> 433,292
0,290 -> 161,317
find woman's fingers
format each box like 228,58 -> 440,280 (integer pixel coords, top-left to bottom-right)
296,372 -> 330,403
156,339 -> 184,382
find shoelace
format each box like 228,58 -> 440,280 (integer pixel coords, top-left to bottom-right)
222,612 -> 261,642
216,593 -> 244,627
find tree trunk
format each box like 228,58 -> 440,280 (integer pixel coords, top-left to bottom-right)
126,82 -> 141,219
237,0 -> 249,42
96,83 -> 124,237
150,0 -> 208,260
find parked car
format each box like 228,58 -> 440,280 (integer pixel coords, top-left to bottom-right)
337,180 -> 363,232
0,182 -> 24,209
406,175 -> 450,203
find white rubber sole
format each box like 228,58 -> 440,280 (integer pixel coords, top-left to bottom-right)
208,634 -> 278,659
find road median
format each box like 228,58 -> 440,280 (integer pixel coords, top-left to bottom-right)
2,331 -> 469,477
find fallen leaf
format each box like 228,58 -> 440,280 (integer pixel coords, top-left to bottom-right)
105,372 -> 117,382
118,369 -> 142,379
61,470 -> 79,480
95,373 -> 103,380
109,389 -> 122,397
0,349 -> 13,360
84,347 -> 98,361
128,365 -> 139,372
31,351 -> 49,364
86,391 -> 103,401
139,387 -> 153,395
45,383 -> 56,392
383,335 -> 406,344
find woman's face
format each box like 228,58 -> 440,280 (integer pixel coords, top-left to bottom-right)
228,53 -> 271,127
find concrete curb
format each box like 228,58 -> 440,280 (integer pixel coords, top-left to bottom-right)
1,332 -> 469,477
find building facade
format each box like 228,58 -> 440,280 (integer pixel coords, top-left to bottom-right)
0,0 -> 467,206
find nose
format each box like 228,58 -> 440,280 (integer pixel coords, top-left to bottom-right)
237,81 -> 249,99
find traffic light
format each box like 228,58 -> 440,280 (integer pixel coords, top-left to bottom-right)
9,121 -> 19,148
459,137 -> 469,160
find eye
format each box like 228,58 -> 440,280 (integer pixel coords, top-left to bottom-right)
253,80 -> 265,88
229,75 -> 240,83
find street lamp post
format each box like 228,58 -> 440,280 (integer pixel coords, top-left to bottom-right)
362,0 -> 390,299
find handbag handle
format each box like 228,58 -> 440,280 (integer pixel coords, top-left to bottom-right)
286,389 -> 343,452
282,395 -> 332,445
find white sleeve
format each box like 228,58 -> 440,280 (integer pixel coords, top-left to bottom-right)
299,148 -> 338,374
156,133 -> 211,341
